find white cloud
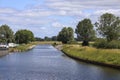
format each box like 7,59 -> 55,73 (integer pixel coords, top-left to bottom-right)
0,8 -> 16,14
94,9 -> 120,16
45,0 -> 120,17
0,8 -> 55,25
52,22 -> 65,27
46,0 -> 120,10
1,0 -> 120,37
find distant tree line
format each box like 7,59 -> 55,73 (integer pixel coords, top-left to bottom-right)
34,13 -> 120,48
57,13 -> 120,48
35,36 -> 57,41
0,24 -> 34,44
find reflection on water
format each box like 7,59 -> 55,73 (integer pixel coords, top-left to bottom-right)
0,45 -> 120,80
0,50 -> 9,57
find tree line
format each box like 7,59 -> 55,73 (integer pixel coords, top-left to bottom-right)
0,24 -> 34,44
57,13 -> 120,48
0,13 -> 120,48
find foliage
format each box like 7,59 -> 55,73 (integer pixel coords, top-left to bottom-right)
67,40 -> 78,44
51,36 -> 57,41
94,39 -> 120,49
0,24 -> 14,43
95,13 -> 120,42
75,18 -> 95,46
93,39 -> 107,48
35,37 -> 44,41
57,27 -> 74,44
15,29 -> 34,44
44,36 -> 52,41
62,44 -> 120,66
9,42 -> 36,52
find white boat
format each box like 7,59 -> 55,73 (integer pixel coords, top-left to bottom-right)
0,44 -> 9,50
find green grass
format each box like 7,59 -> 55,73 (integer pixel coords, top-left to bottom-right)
62,44 -> 120,66
9,42 -> 35,52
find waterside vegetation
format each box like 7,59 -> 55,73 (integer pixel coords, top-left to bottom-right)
62,44 -> 120,68
9,42 -> 36,52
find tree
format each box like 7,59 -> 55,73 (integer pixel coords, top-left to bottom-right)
44,36 -> 51,41
57,27 -> 74,44
95,13 -> 120,42
35,37 -> 44,41
0,24 -> 14,43
15,29 -> 34,44
51,36 -> 57,41
75,18 -> 95,46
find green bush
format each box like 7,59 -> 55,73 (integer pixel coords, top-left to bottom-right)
93,39 -> 107,48
93,39 -> 120,49
67,41 -> 78,44
107,40 -> 120,49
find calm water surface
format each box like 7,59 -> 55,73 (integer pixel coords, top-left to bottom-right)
0,45 -> 120,80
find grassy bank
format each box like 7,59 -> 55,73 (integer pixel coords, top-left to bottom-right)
9,42 -> 37,52
62,44 -> 120,67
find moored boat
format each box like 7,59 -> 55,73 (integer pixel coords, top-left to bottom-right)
0,44 -> 9,50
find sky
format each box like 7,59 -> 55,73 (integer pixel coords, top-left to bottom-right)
0,0 -> 120,38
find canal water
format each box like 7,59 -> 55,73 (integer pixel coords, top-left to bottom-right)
0,45 -> 120,80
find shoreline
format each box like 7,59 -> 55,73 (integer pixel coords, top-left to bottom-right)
55,45 -> 120,70
62,50 -> 120,70
9,44 -> 36,52
0,50 -> 9,57
27,45 -> 36,50
0,44 -> 36,57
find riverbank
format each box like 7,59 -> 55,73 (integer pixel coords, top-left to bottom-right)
9,41 -> 61,52
0,50 -> 9,57
9,42 -> 36,52
61,44 -> 120,69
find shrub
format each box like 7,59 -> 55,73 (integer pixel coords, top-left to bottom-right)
93,39 -> 107,48
67,41 -> 78,44
93,39 -> 120,49
107,40 -> 120,49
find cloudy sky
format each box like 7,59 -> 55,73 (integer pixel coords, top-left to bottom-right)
0,0 -> 120,38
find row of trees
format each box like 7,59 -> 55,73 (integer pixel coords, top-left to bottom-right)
35,36 -> 57,41
0,24 -> 34,44
57,13 -> 120,46
0,13 -> 120,47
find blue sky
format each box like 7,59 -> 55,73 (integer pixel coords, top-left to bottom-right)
0,0 -> 120,38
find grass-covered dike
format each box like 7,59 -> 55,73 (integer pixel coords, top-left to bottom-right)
62,44 -> 120,69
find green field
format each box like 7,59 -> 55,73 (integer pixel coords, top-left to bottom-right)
62,44 -> 120,66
